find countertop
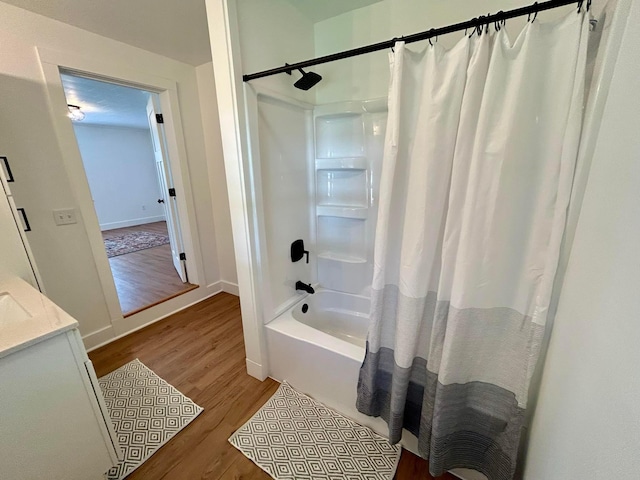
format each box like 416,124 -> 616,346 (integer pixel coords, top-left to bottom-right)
0,276 -> 78,359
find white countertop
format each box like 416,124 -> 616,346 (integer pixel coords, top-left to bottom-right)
0,276 -> 78,359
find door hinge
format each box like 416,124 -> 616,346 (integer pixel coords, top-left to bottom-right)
155,113 -> 164,123
168,188 -> 176,197
179,252 -> 186,261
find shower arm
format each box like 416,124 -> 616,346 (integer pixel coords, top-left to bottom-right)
243,0 -> 589,83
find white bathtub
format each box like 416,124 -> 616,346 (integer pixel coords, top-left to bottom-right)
265,289 -> 484,480
289,289 -> 369,348
265,289 -> 405,443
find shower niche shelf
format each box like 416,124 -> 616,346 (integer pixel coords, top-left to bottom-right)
316,206 -> 367,219
316,169 -> 368,208
317,215 -> 366,264
313,98 -> 387,295
315,157 -> 367,170
315,113 -> 365,159
317,252 -> 367,264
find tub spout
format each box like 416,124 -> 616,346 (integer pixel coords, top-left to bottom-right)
295,281 -> 315,294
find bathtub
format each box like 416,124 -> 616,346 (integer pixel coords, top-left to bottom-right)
265,289 -> 484,480
265,289 -> 412,445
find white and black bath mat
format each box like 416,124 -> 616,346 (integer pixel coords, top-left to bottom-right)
229,382 -> 401,480
99,359 -> 203,480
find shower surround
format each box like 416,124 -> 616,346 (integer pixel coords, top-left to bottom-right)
247,90 -> 404,433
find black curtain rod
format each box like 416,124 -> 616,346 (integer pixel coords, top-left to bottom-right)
243,0 -> 586,82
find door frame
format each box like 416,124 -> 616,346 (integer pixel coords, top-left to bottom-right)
37,47 -> 203,323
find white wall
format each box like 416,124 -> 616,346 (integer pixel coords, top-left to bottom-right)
196,62 -> 238,287
523,1 -> 640,478
0,2 -> 228,344
73,124 -> 165,230
313,0 -> 595,104
236,0 -> 316,103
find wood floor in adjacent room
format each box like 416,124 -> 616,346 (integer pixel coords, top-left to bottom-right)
102,221 -> 197,316
89,292 -> 456,480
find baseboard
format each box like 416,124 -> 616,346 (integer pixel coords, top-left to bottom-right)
100,215 -> 165,231
221,281 -> 239,296
246,358 -> 267,380
84,282 -> 223,351
82,325 -> 115,349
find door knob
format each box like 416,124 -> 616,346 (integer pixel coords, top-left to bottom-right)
157,199 -> 165,204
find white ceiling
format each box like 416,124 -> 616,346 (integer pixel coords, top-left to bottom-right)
282,0 -> 384,23
1,0 -> 385,66
61,73 -> 151,129
1,0 -> 212,66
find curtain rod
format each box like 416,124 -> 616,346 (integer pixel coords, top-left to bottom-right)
243,0 -> 587,82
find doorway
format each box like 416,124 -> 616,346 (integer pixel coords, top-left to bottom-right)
60,72 -> 197,316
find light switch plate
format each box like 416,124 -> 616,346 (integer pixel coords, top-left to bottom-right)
53,208 -> 77,226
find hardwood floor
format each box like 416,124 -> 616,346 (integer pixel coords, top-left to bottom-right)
89,293 -> 456,480
102,221 -> 197,316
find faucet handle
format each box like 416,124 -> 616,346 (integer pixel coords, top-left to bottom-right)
291,239 -> 309,264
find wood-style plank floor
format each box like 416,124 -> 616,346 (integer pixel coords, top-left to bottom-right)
89,293 -> 456,480
102,221 -> 197,316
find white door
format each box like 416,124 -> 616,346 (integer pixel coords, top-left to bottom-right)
146,96 -> 187,282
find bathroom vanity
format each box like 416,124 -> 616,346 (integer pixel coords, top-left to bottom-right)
0,276 -> 121,480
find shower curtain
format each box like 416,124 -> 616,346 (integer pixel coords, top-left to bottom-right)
357,11 -> 589,480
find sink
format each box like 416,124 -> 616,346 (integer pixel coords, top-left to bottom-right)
0,292 -> 32,324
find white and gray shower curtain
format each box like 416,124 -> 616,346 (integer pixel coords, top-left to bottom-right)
357,12 -> 589,480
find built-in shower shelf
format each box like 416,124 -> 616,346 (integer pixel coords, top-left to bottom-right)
317,252 -> 367,264
316,206 -> 367,219
315,101 -> 366,117
315,157 -> 367,170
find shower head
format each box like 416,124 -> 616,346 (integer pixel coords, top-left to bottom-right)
293,68 -> 322,91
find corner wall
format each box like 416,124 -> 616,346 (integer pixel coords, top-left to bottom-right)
196,62 -> 238,289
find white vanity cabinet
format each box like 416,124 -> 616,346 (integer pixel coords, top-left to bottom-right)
0,277 -> 121,480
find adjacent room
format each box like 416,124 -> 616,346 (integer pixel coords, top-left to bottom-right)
1,1 -> 639,480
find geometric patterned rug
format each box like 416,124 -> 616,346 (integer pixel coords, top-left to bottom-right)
229,382 -> 401,480
99,359 -> 203,480
104,231 -> 170,258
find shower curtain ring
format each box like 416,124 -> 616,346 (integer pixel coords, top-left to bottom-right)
577,0 -> 584,13
428,29 -> 436,46
587,0 -> 592,10
494,11 -> 504,31
467,19 -> 476,38
475,17 -> 484,37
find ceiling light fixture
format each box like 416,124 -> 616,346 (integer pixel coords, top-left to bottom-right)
67,104 -> 85,121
